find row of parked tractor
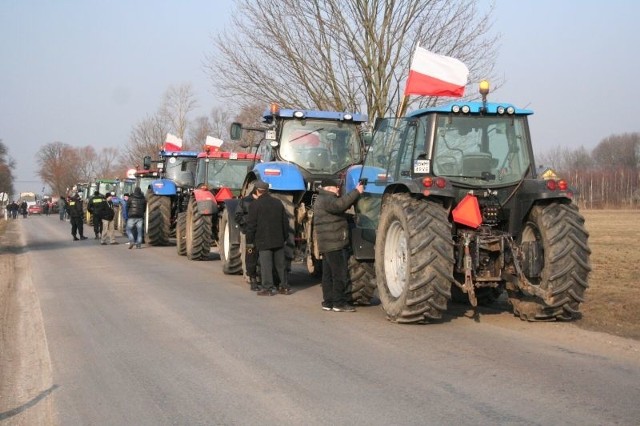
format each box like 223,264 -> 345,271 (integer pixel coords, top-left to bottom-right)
75,83 -> 591,324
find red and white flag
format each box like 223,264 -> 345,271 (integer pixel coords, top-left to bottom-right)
404,46 -> 469,97
205,136 -> 224,148
164,133 -> 183,151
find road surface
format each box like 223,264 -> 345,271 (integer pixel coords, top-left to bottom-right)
1,217 -> 639,425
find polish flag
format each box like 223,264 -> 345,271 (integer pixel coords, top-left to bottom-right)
164,133 -> 183,151
205,136 -> 224,148
404,46 -> 469,97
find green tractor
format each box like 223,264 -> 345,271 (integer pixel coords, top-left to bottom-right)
348,81 -> 591,323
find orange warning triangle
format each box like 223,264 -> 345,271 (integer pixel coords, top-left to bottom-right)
215,187 -> 233,202
452,194 -> 482,228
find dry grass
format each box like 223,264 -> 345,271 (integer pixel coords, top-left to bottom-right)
577,210 -> 640,340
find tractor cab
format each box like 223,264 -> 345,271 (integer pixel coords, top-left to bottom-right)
194,149 -> 260,199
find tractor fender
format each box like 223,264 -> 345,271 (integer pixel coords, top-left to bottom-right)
222,198 -> 241,245
345,165 -> 388,194
253,162 -> 306,191
149,178 -> 178,196
192,188 -> 218,216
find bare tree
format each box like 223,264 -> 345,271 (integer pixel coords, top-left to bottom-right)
210,107 -> 233,140
189,116 -> 212,150
0,139 -> 16,197
121,113 -> 169,168
36,142 -> 82,196
205,0 -> 499,122
159,83 -> 198,141
95,147 -> 122,178
75,145 -> 98,182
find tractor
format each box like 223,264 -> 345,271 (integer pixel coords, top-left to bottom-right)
178,148 -> 259,261
141,150 -> 198,246
345,81 -> 591,323
226,104 -> 377,304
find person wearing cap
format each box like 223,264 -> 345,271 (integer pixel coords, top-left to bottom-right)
245,180 -> 291,296
98,192 -> 118,245
88,190 -> 106,239
68,193 -> 88,241
313,178 -> 364,312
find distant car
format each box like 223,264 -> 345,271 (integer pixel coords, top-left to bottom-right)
28,204 -> 43,215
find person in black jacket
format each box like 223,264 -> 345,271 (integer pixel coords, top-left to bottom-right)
88,191 -> 106,239
313,178 -> 363,312
126,186 -> 146,249
235,188 -> 260,291
245,180 -> 291,296
68,193 -> 88,241
98,192 -> 118,245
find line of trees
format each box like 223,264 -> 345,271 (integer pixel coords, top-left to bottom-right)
0,139 -> 16,197
537,133 -> 640,208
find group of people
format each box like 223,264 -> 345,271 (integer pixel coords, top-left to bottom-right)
63,187 -> 147,248
5,200 -> 28,219
235,178 -> 364,312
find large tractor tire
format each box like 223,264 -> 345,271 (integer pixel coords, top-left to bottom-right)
508,202 -> 591,321
145,194 -> 171,246
220,208 -> 242,275
375,194 -> 454,323
176,212 -> 187,256
185,197 -> 212,261
271,193 -> 296,268
348,255 -> 376,305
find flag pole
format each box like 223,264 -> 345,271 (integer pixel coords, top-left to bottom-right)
397,94 -> 410,118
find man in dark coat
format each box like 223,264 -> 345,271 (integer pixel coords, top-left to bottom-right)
235,188 -> 260,291
313,178 -> 363,312
88,190 -> 106,239
126,186 -> 146,249
245,180 -> 291,296
68,193 -> 88,241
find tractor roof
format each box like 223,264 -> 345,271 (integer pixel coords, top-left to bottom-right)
409,101 -> 533,117
197,151 -> 260,160
160,150 -> 200,158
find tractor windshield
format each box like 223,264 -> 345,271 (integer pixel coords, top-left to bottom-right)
279,119 -> 362,174
164,156 -> 197,188
433,115 -> 532,185
196,158 -> 253,191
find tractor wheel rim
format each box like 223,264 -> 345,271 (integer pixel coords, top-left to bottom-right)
385,220 -> 408,298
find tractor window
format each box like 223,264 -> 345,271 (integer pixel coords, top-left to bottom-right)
279,120 -> 363,175
433,115 -> 532,185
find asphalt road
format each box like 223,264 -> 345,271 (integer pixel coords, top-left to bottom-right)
11,216 -> 640,425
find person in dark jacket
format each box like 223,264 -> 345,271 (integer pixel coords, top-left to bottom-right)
245,180 -> 291,296
68,193 -> 88,241
126,186 -> 146,249
313,178 -> 363,312
98,192 -> 118,245
235,188 -> 260,291
88,191 -> 106,239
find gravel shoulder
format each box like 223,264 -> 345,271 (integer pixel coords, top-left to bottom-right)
0,219 -> 55,425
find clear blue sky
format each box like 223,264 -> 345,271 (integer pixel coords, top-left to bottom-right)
1,0 -> 638,195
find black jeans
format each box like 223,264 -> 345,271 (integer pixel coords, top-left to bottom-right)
93,214 -> 103,236
258,247 -> 287,291
321,249 -> 349,307
70,217 -> 84,238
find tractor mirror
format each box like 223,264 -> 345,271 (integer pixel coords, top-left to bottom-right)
143,156 -> 152,170
230,122 -> 243,140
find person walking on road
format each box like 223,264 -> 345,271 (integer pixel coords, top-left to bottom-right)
245,180 -> 291,296
99,192 -> 118,245
57,195 -> 67,221
313,178 -> 363,312
68,193 -> 88,241
235,187 -> 260,291
126,187 -> 146,249
88,191 -> 106,239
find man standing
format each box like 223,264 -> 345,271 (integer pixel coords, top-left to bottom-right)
68,193 -> 88,241
99,192 -> 118,245
313,178 -> 363,312
245,180 -> 291,296
57,195 -> 67,221
235,187 -> 260,291
88,190 -> 106,239
126,187 -> 146,249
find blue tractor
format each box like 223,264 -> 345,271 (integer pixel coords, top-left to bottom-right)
142,150 -> 199,246
225,104 -> 377,304
347,81 -> 591,323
